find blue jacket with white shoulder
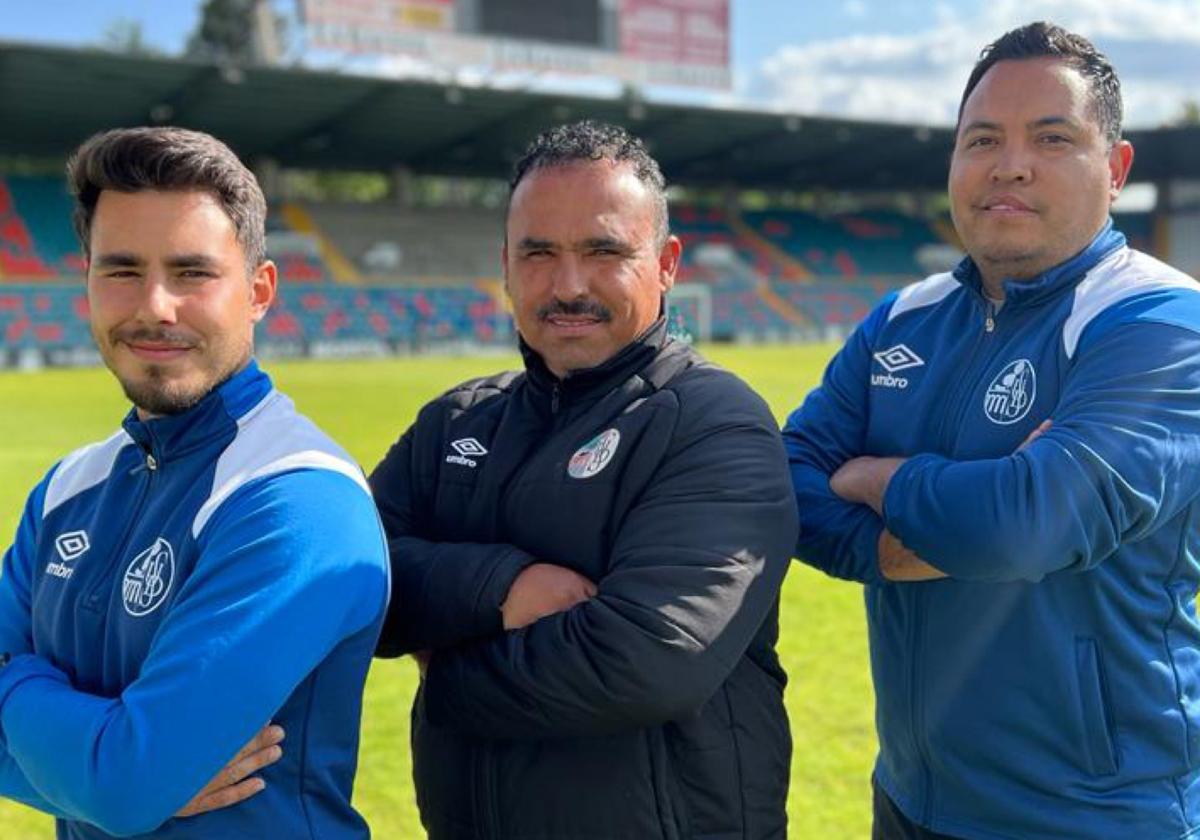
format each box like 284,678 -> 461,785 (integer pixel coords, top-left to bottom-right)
784,223 -> 1200,839
0,360 -> 388,838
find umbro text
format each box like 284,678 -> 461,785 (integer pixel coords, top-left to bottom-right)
45,561 -> 74,580
871,373 -> 910,389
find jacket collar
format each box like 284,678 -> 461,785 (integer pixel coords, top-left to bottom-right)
121,359 -> 273,460
521,316 -> 669,407
952,218 -> 1126,309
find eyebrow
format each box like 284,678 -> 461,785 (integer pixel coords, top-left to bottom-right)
1028,116 -> 1080,131
91,253 -> 221,270
581,237 -> 629,250
92,252 -> 143,268
165,254 -> 220,270
516,237 -> 555,250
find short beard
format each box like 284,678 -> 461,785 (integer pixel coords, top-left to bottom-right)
118,366 -> 212,416
113,352 -> 249,417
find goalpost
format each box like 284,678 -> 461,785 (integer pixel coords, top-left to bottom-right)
667,284 -> 713,344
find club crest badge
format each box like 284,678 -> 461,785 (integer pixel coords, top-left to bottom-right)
568,429 -> 621,479
122,537 -> 175,617
984,359 -> 1036,425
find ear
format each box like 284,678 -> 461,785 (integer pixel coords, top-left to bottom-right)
1108,140 -> 1134,201
657,235 -> 682,294
249,260 -> 277,324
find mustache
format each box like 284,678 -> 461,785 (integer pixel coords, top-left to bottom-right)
113,327 -> 196,347
537,299 -> 612,322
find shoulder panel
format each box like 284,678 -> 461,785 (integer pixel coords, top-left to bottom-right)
887,272 -> 959,322
42,429 -> 134,519
192,391 -> 371,537
1063,248 -> 1199,358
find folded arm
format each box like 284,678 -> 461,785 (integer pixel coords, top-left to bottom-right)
369,424 -> 534,656
883,321 -> 1200,582
783,297 -> 896,583
422,397 -> 798,740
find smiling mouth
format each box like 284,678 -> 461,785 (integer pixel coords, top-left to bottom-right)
120,340 -> 195,361
980,197 -> 1036,214
544,315 -> 604,331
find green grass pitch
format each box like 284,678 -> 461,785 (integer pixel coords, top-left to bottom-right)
0,344 -> 875,839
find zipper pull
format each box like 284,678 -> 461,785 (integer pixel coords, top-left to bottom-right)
145,452 -> 158,471
984,303 -> 996,333
551,383 -> 561,414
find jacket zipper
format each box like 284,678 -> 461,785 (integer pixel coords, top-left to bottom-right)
912,296 -> 1000,824
84,446 -> 158,611
929,298 -> 994,452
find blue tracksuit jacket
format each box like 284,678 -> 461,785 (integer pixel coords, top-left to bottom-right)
0,361 -> 388,838
784,223 -> 1200,839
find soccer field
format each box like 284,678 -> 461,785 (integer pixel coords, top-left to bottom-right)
0,344 -> 876,839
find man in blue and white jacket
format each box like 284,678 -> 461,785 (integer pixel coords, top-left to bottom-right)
0,127 -> 389,838
785,22 -> 1200,840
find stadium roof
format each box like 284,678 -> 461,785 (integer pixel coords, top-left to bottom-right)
3,42 -> 1197,191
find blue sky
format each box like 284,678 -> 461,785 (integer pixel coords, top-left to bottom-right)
1,0 -> 1195,127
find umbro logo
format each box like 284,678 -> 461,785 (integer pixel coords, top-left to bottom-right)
873,344 -> 925,373
56,530 -> 90,561
872,344 -> 925,390
446,437 -> 488,468
46,530 -> 90,580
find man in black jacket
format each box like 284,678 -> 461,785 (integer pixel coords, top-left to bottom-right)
370,120 -> 796,840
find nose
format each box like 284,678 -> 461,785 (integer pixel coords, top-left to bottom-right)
550,254 -> 588,300
991,141 -> 1033,184
135,274 -> 180,324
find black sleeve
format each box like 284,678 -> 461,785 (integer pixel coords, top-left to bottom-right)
369,405 -> 533,657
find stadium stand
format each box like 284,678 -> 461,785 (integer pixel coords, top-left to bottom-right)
0,176 -> 85,279
0,172 -> 1171,357
301,204 -> 501,280
742,208 -> 943,280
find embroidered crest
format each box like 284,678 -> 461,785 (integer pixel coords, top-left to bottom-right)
568,429 -> 621,479
984,359 -> 1036,425
122,537 -> 175,617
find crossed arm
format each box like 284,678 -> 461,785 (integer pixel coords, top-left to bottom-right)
371,392 -> 797,738
786,302 -> 1200,585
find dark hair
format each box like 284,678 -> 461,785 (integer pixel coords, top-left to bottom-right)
958,21 -> 1123,145
509,120 -> 669,245
68,126 -> 267,270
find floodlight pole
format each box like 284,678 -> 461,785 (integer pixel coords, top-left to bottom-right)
251,0 -> 281,66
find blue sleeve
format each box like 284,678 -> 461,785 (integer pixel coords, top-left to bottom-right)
0,472 -> 68,818
781,296 -> 894,583
0,469 -> 388,837
884,313 -> 1200,583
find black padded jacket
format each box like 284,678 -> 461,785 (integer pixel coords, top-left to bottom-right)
369,320 -> 797,840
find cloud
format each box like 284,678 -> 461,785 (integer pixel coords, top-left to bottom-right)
756,0 -> 1200,127
843,0 -> 868,19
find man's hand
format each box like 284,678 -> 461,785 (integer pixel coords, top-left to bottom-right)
878,529 -> 947,581
175,724 -> 285,818
830,456 -> 906,516
502,563 -> 597,630
1020,419 -> 1052,450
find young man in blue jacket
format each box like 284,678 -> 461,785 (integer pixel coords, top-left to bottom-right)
0,127 -> 389,838
785,22 -> 1200,840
